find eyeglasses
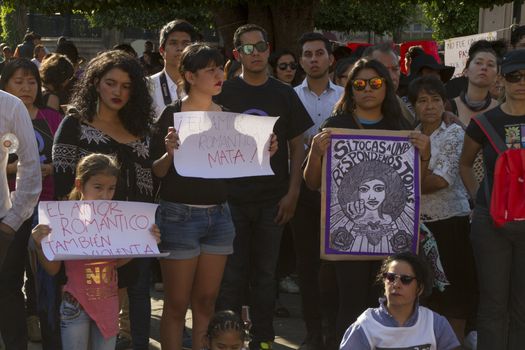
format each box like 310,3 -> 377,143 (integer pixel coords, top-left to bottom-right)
236,41 -> 269,55
351,77 -> 384,91
277,62 -> 298,70
382,272 -> 416,285
504,72 -> 525,83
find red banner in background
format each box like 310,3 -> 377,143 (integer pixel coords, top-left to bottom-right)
399,40 -> 440,74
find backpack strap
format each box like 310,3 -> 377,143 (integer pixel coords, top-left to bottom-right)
471,114 -> 508,207
471,114 -> 507,154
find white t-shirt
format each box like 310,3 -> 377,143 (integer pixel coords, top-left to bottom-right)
359,306 -> 436,350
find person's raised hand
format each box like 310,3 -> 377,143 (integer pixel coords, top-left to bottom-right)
164,126 -> 180,157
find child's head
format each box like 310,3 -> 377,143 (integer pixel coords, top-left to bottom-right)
69,154 -> 120,201
206,310 -> 246,350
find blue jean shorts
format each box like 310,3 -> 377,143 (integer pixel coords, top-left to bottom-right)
156,200 -> 235,259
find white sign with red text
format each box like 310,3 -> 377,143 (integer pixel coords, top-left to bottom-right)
38,201 -> 167,261
173,111 -> 278,178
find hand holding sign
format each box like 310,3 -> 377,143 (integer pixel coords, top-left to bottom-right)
165,126 -> 180,156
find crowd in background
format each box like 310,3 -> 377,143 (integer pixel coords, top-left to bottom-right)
1,19 -> 525,350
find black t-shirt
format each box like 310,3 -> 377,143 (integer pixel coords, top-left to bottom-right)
215,76 -> 313,205
465,105 -> 525,207
321,111 -> 395,130
150,100 -> 228,204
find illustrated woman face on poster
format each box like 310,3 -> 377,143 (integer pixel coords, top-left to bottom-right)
337,160 -> 407,246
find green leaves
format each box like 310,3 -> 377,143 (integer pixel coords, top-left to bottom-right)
315,0 -> 418,36
84,3 -> 212,31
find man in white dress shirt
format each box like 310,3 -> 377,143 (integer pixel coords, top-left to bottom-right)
0,90 -> 41,269
0,89 -> 40,348
292,32 -> 343,350
149,19 -> 197,119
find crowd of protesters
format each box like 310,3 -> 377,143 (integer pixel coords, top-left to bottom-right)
1,19 -> 525,350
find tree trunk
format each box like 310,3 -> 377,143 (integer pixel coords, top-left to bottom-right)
269,0 -> 316,54
214,0 -> 317,59
213,4 -> 248,59
10,4 -> 28,47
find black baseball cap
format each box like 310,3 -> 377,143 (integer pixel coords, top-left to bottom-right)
501,49 -> 525,75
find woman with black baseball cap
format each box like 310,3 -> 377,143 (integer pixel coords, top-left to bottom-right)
460,49 -> 525,350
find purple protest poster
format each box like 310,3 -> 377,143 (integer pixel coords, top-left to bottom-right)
321,129 -> 420,260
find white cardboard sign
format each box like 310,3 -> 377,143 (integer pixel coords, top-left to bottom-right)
445,31 -> 497,78
38,201 -> 167,261
173,111 -> 278,178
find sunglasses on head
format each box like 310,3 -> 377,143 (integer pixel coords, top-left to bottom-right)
277,62 -> 298,70
351,77 -> 384,91
237,41 -> 269,55
382,272 -> 416,285
504,72 -> 525,83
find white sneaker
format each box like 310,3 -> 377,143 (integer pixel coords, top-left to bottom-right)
463,331 -> 477,350
279,276 -> 300,294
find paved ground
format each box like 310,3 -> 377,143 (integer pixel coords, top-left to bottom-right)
24,290 -> 305,350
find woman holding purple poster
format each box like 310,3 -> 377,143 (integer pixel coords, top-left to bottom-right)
303,58 -> 431,343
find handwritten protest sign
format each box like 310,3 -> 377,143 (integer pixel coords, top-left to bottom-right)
321,129 -> 420,261
445,31 -> 497,78
173,111 -> 278,178
38,201 -> 167,261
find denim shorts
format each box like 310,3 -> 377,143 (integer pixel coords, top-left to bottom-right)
156,200 -> 235,259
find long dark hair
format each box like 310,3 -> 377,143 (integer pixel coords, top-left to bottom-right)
334,58 -> 409,130
70,50 -> 154,137
0,58 -> 44,108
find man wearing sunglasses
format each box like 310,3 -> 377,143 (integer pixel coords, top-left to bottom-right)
292,31 -> 343,350
215,24 -> 313,350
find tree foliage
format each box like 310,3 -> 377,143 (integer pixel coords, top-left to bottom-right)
84,2 -> 212,32
315,0 -> 418,37
4,0 -> 521,47
0,3 -> 27,48
421,1 -> 479,41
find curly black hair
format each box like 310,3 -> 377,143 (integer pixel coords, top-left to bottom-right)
70,50 -> 154,137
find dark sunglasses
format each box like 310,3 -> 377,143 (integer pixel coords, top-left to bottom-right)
237,41 -> 269,55
382,272 -> 416,285
504,72 -> 525,83
277,62 -> 298,70
351,77 -> 384,91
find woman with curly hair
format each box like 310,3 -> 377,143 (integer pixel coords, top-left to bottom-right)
52,49 -> 155,350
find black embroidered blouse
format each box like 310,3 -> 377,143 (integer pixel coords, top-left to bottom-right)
52,114 -> 154,202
